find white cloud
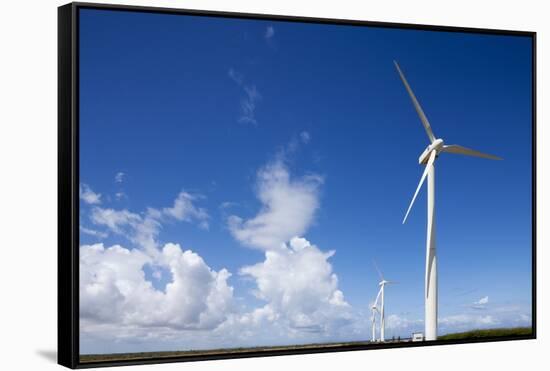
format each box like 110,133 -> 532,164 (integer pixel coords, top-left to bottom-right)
81,167 -> 362,353
471,295 -> 489,309
133,210 -> 164,253
440,314 -> 498,329
475,296 -> 489,305
115,172 -> 125,183
80,242 -> 234,332
81,189 -> 235,351
80,226 -> 108,239
163,191 -> 209,229
239,237 -> 349,333
225,151 -> 352,336
265,26 -> 275,39
90,206 -> 161,254
80,243 -> 151,323
385,314 -> 423,331
90,208 -> 141,235
225,153 -> 351,337
228,159 -> 323,250
90,191 -> 210,253
240,85 -> 261,125
80,183 -> 101,205
228,68 -> 261,125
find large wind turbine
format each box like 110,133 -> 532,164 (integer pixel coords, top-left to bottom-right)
374,262 -> 396,342
394,61 -> 502,341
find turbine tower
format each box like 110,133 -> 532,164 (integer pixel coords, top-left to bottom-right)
394,61 -> 501,341
371,288 -> 382,342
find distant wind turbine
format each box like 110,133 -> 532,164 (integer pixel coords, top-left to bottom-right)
373,261 -> 397,342
394,61 -> 502,341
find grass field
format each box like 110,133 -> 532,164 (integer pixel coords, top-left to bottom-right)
80,327 -> 533,363
438,327 -> 532,340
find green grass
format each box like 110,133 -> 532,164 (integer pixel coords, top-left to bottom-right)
438,327 -> 532,341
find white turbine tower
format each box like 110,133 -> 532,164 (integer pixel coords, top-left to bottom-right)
394,61 -> 502,341
373,262 -> 396,342
371,288 -> 382,342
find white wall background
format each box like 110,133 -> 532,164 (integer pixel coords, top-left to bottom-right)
0,0 -> 546,369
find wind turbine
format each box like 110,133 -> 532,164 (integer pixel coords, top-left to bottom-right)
394,61 -> 502,341
373,262 -> 397,342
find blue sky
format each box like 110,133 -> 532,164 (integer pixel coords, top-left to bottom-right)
78,8 -> 532,354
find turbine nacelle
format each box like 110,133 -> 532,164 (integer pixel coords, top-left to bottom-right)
418,138 -> 444,164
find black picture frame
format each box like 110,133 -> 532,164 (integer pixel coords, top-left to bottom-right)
58,2 -> 537,369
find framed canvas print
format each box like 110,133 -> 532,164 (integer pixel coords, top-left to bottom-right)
58,2 -> 536,368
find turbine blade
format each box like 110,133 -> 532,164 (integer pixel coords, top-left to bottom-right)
394,61 -> 436,143
373,260 -> 384,281
402,150 -> 437,224
442,145 -> 502,160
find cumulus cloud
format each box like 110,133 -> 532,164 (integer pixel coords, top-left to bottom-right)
228,68 -> 262,125
80,243 -> 152,324
80,183 -> 101,205
226,153 -> 350,337
81,151 -> 360,352
228,159 -> 323,250
81,188 -> 236,351
239,237 -> 349,333
80,243 -> 234,333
